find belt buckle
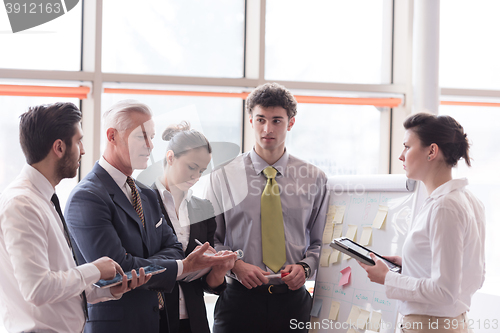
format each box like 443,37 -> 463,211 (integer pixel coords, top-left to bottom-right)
268,285 -> 274,294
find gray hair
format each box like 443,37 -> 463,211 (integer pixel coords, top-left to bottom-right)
103,99 -> 152,132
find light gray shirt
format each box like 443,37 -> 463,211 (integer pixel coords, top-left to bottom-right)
204,149 -> 329,283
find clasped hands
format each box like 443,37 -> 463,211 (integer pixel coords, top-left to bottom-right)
232,261 -> 306,291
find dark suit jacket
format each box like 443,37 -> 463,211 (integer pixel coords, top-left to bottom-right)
153,185 -> 218,333
64,162 -> 185,333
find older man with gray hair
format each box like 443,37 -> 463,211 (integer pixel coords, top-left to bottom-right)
65,100 -> 236,333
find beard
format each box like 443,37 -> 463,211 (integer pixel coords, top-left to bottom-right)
56,147 -> 78,180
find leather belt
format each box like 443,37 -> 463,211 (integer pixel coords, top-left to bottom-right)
227,277 -> 292,294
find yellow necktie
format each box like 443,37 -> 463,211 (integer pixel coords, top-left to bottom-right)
261,166 -> 286,273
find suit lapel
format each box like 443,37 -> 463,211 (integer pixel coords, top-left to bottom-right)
136,186 -> 152,250
93,163 -> 148,245
153,187 -> 175,233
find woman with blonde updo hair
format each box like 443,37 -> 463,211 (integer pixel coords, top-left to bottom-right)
153,121 -> 236,333
359,113 -> 485,333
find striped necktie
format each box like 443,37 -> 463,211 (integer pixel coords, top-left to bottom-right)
126,176 -> 145,227
125,177 -> 164,309
261,166 -> 286,273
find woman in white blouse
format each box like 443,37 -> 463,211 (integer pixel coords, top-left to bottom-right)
153,121 -> 235,333
359,113 -> 485,333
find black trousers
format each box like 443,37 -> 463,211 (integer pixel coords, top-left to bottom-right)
160,309 -> 193,333
213,280 -> 312,333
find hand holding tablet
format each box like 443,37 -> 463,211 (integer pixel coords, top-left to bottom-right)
94,265 -> 166,289
330,237 -> 401,273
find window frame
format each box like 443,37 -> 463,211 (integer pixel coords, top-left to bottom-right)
0,0 -> 446,179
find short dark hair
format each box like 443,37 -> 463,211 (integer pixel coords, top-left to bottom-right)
19,102 -> 82,165
246,82 -> 298,119
403,112 -> 471,167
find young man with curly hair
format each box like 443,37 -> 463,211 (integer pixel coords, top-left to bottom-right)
205,83 -> 329,333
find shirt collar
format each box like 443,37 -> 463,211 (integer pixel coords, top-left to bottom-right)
429,178 -> 469,200
154,178 -> 192,203
99,156 -> 128,189
22,164 -> 55,202
249,148 -> 289,177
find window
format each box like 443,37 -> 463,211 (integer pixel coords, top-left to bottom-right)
440,0 -> 500,90
286,104 -> 382,176
265,0 -> 393,84
101,92 -> 243,196
102,0 -> 245,77
439,105 -> 500,296
0,96 -> 80,210
0,2 -> 82,71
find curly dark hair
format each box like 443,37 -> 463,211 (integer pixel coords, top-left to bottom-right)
404,112 -> 471,167
246,82 -> 297,119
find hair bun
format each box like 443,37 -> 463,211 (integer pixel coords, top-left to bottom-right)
162,121 -> 191,141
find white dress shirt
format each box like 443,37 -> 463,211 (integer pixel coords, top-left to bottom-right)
98,157 -> 185,277
385,178 -> 486,317
155,179 -> 192,251
155,179 -> 194,319
0,165 -> 115,333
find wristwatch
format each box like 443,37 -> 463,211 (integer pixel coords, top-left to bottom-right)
297,262 -> 311,279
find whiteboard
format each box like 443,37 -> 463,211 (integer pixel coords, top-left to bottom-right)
309,174 -> 426,333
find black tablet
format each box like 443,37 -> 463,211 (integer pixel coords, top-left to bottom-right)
93,265 -> 166,289
330,237 -> 401,273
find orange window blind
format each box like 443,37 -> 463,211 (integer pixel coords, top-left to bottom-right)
0,85 -> 90,99
104,88 -> 403,107
440,101 -> 500,107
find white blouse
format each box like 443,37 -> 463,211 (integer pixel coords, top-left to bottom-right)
385,178 -> 486,317
155,178 -> 192,320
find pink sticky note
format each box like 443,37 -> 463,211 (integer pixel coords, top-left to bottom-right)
339,266 -> 351,286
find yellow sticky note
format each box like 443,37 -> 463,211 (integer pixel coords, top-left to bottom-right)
346,305 -> 361,327
326,205 -> 336,224
345,224 -> 357,241
308,317 -> 321,333
356,308 -> 371,329
360,226 -> 373,246
322,222 -> 334,244
333,205 -> 346,224
347,330 -> 357,333
328,300 -> 341,320
330,249 -> 340,264
369,311 -> 382,332
327,204 -> 337,216
332,225 -> 343,239
372,206 -> 388,229
320,247 -> 332,267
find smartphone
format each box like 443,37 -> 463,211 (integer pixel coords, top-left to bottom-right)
330,237 -> 401,273
93,264 -> 166,288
